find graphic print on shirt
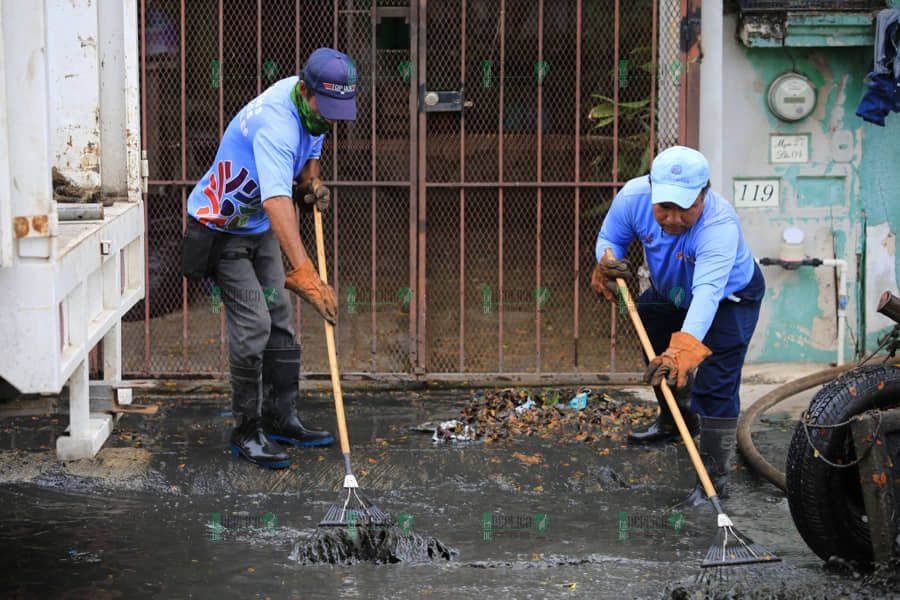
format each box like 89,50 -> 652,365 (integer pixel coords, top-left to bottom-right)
195,160 -> 261,229
239,96 -> 265,138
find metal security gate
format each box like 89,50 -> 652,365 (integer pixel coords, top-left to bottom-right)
125,0 -> 697,380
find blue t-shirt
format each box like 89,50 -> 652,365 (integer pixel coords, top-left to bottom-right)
187,76 -> 324,234
595,175 -> 756,341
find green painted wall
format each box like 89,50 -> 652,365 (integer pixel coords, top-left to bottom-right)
722,16 -> 900,363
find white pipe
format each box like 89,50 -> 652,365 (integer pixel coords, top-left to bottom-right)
822,259 -> 848,366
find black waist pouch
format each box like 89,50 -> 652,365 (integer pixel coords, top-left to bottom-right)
181,217 -> 226,281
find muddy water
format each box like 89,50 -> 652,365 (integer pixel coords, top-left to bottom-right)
0,390 -> 893,598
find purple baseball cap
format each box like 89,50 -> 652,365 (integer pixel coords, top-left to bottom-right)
302,48 -> 358,121
649,146 -> 709,209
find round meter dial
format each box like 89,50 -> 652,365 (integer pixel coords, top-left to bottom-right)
767,73 -> 816,122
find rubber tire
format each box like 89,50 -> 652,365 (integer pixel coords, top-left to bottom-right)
786,364 -> 900,566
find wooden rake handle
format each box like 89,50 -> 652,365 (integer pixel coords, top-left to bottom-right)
313,207 -> 352,456
604,249 -> 718,500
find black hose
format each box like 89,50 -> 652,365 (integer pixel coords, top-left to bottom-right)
736,363 -> 883,492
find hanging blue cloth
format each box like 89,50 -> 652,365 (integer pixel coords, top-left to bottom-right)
856,9 -> 900,127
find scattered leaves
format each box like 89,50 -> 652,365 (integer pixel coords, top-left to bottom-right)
452,388 -> 655,446
512,452 -> 543,466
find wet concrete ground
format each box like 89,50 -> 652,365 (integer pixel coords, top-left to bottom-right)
0,376 -> 896,599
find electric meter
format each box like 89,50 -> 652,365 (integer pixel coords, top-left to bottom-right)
767,72 -> 816,122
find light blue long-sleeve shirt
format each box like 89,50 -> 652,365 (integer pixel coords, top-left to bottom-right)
595,175 -> 756,341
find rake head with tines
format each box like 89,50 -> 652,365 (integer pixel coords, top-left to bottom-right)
319,472 -> 390,528
701,499 -> 780,568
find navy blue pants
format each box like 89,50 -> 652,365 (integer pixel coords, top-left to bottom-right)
636,264 -> 765,418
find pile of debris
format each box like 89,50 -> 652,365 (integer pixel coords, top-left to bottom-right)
427,388 -> 656,445
291,525 -> 457,566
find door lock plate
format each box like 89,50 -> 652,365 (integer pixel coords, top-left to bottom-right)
419,87 -> 470,112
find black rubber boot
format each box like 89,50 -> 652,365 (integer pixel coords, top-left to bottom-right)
229,362 -> 292,469
678,415 -> 737,508
262,346 -> 334,447
628,386 -> 699,444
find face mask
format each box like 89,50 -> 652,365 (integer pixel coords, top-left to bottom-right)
293,85 -> 331,136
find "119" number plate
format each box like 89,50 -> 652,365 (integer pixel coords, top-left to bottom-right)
733,179 -> 779,208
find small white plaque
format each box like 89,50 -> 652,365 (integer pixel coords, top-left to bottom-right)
770,134 -> 809,164
733,179 -> 780,208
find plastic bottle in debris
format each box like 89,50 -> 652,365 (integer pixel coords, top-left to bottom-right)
515,397 -> 536,415
564,389 -> 590,411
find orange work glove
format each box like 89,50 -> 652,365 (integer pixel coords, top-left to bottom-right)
590,255 -> 632,303
285,258 -> 337,324
644,331 -> 712,389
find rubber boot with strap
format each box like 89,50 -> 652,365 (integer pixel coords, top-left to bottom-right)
229,361 -> 292,469
262,346 -> 334,447
677,415 -> 737,508
628,385 -> 699,444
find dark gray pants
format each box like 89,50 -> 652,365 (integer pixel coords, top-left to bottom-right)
212,229 -> 295,367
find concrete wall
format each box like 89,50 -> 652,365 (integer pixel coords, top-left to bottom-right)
701,8 -> 899,364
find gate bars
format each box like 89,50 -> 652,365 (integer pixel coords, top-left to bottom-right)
127,0 -> 690,382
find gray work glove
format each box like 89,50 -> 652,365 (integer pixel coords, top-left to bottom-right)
591,255 -> 632,303
293,177 -> 330,213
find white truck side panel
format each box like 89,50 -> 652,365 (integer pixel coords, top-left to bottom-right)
0,5 -> 12,268
3,0 -> 55,260
47,0 -> 102,193
98,0 -> 126,200
99,0 -> 143,202
0,1 -> 145,459
123,0 -> 143,202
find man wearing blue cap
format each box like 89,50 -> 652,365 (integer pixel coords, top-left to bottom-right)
592,146 -> 765,506
182,48 -> 358,469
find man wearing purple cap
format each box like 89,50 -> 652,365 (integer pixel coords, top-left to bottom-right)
181,48 -> 358,469
591,146 -> 765,506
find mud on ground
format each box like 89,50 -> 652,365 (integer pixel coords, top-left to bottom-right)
0,387 -> 896,599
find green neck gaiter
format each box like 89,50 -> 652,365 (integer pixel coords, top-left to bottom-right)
292,84 -> 331,136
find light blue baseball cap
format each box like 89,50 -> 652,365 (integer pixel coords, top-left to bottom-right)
649,146 -> 710,209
